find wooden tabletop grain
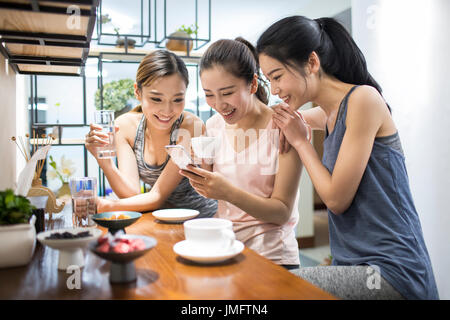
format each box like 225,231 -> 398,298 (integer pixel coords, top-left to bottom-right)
0,211 -> 336,300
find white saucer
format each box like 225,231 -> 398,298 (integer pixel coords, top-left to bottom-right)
152,208 -> 200,223
173,240 -> 244,264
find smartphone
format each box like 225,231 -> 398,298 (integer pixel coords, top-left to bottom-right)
165,145 -> 197,170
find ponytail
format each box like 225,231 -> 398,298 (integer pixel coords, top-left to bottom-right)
314,17 -> 383,95
234,37 -> 270,105
257,16 -> 388,109
200,38 -> 269,105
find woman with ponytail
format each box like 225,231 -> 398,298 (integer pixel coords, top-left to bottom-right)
257,16 -> 438,300
180,38 -> 303,271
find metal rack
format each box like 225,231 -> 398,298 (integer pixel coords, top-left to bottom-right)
28,74 -> 89,185
95,0 -> 211,57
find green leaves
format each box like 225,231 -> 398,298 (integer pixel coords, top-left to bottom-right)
100,14 -> 112,24
48,155 -> 57,170
95,78 -> 135,112
0,189 -> 35,225
176,24 -> 199,36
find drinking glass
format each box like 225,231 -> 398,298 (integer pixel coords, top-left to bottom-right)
69,177 -> 97,228
94,110 -> 116,158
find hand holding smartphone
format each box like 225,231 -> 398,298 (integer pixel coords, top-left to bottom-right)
164,145 -> 198,170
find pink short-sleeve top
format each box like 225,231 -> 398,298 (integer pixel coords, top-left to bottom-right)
206,114 -> 300,266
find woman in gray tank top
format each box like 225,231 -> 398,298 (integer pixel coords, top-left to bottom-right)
85,50 -> 217,218
257,16 -> 438,299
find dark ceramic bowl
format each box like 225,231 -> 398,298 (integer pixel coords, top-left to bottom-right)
92,211 -> 141,235
89,234 -> 157,283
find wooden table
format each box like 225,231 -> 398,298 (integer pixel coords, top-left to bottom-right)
0,211 -> 335,300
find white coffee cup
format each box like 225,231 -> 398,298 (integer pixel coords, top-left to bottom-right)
191,136 -> 218,159
183,218 -> 235,254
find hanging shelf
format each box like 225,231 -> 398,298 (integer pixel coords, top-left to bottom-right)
0,0 -> 99,76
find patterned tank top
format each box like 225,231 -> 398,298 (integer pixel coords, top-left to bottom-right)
133,113 -> 217,218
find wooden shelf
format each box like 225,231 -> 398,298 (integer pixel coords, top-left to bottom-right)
30,138 -> 85,145
5,43 -> 84,59
0,0 -> 99,76
0,10 -> 90,36
17,64 -> 80,75
89,46 -> 203,63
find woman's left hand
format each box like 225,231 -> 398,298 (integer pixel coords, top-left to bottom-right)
272,105 -> 312,148
179,165 -> 233,201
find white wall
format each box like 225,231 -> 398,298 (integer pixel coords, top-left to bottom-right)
15,75 -> 28,183
352,0 -> 450,299
0,56 -> 17,191
203,0 -> 351,47
294,0 -> 351,19
0,68 -> 30,191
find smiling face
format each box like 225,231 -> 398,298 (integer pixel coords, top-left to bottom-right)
135,74 -> 186,130
200,66 -> 256,125
259,53 -> 312,109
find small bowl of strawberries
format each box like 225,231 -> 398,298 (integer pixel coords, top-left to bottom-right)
89,231 -> 157,283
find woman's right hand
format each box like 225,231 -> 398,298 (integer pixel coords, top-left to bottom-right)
271,102 -> 293,154
85,123 -> 119,160
272,104 -> 311,148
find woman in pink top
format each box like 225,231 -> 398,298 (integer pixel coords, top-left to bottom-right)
180,38 -> 303,270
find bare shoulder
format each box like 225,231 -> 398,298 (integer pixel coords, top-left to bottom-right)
116,111 -> 142,124
180,111 -> 205,137
115,111 -> 142,141
346,85 -> 388,132
299,106 -> 327,131
348,85 -> 388,116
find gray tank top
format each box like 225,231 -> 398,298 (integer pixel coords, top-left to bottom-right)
323,86 -> 439,300
133,113 -> 217,218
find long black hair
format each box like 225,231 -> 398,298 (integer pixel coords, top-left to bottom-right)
200,37 -> 269,105
256,16 -> 386,105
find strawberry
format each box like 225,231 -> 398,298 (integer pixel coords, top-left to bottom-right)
130,239 -> 146,251
97,236 -> 108,245
97,242 -> 110,253
113,242 -> 131,254
119,238 -> 131,245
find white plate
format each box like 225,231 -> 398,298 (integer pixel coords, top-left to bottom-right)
37,227 -> 102,270
173,240 -> 244,264
152,208 -> 199,223
37,227 -> 102,250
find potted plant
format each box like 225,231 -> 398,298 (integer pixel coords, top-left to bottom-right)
0,189 -> 37,268
101,14 -> 136,49
95,78 -> 138,117
166,23 -> 198,53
